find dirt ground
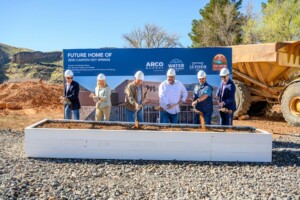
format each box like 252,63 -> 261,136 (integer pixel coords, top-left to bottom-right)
0,81 -> 299,136
38,122 -> 255,133
0,108 -> 63,131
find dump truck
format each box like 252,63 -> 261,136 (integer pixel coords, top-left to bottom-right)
232,41 -> 300,126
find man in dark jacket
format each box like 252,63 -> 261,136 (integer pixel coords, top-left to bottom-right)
216,68 -> 236,125
192,70 -> 213,124
62,70 -> 81,120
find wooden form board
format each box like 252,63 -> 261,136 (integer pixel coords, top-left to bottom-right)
24,120 -> 272,162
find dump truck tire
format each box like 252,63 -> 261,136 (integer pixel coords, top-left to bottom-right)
281,82 -> 300,126
234,80 -> 251,119
263,103 -> 283,119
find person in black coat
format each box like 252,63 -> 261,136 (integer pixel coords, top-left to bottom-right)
62,70 -> 81,120
216,68 -> 236,125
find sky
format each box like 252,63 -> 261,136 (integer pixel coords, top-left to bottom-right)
1,0 -> 266,52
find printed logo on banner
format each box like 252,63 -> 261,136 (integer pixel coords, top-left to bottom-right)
212,54 -> 227,71
189,62 -> 207,71
145,61 -> 164,72
168,59 -> 184,72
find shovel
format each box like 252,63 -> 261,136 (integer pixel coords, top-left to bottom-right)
135,105 -> 142,128
219,107 -> 233,114
135,109 -> 139,128
190,107 -> 206,130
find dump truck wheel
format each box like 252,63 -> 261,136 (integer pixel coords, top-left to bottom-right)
281,82 -> 300,126
263,103 -> 283,119
234,80 -> 251,119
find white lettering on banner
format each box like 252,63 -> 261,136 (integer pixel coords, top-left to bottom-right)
190,62 -> 207,70
105,53 -> 112,57
67,53 -> 87,58
168,64 -> 184,68
146,62 -> 163,67
88,53 -> 104,57
67,52 -> 112,58
168,59 -> 184,71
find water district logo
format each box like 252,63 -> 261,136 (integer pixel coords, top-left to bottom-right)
168,59 -> 184,72
212,54 -> 227,71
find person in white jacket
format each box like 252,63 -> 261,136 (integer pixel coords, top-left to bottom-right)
91,73 -> 112,121
158,69 -> 188,123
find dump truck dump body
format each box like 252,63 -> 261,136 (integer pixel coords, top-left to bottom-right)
231,41 -> 300,126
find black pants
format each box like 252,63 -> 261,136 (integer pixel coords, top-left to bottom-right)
219,111 -> 234,125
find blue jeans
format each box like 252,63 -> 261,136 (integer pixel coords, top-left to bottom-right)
194,111 -> 212,125
159,111 -> 179,124
219,111 -> 234,125
126,109 -> 144,122
65,105 -> 80,120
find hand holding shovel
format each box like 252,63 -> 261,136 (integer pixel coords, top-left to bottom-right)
219,107 -> 233,114
89,93 -> 100,102
167,101 -> 183,109
60,96 -> 71,105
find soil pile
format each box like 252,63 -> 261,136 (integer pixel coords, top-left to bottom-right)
0,80 -> 63,109
38,121 -> 255,132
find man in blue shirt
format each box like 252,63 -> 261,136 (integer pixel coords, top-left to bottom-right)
192,70 -> 213,124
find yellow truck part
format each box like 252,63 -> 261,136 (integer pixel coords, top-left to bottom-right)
232,41 -> 300,126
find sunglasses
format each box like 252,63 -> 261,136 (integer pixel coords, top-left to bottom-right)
221,76 -> 227,79
66,77 -> 73,79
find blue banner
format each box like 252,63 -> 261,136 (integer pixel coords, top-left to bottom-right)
63,48 -> 232,77
63,48 -> 232,123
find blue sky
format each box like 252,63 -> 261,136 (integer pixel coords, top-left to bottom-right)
1,0 -> 266,52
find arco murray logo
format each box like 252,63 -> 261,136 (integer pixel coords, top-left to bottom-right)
168,59 -> 184,72
145,61 -> 164,72
212,54 -> 227,71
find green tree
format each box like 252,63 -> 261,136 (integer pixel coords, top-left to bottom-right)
122,24 -> 182,48
259,0 -> 300,42
241,1 -> 261,44
189,0 -> 244,47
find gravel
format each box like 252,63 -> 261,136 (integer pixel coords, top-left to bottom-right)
0,129 -> 299,199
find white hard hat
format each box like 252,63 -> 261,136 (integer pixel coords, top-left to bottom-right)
167,68 -> 176,76
197,70 -> 207,78
64,70 -> 74,77
97,73 -> 106,80
219,68 -> 230,76
134,71 -> 144,80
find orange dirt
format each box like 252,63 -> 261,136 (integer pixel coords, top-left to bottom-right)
0,80 -> 63,109
0,80 -> 64,130
38,122 -> 253,133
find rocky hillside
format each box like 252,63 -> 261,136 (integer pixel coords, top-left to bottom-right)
0,43 -> 63,84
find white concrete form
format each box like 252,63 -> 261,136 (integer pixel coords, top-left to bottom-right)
25,119 -> 272,162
